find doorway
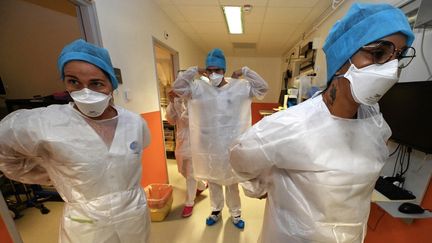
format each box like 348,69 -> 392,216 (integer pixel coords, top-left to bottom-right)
153,40 -> 179,159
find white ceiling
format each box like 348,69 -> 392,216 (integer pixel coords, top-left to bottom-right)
153,0 -> 332,57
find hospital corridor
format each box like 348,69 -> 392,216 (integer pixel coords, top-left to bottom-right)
1,0 -> 432,243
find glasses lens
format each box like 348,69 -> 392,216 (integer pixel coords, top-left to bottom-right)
363,41 -> 395,64
398,47 -> 416,69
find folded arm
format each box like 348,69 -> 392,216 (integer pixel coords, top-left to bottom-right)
0,110 -> 50,185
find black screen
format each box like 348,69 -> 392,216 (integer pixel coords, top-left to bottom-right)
379,81 -> 432,153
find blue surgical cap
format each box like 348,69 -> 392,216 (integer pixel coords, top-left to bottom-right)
206,48 -> 226,70
57,39 -> 119,89
323,3 -> 415,84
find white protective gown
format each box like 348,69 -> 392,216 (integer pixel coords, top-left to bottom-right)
173,66 -> 268,185
230,95 -> 391,243
0,104 -> 151,243
165,98 -> 191,176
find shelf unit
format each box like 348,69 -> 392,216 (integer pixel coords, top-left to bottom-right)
163,120 -> 175,159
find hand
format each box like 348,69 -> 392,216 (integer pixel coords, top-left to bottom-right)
258,193 -> 268,200
231,69 -> 243,79
168,90 -> 178,103
198,67 -> 207,76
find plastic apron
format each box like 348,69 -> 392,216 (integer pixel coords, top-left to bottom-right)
231,96 -> 391,243
188,78 -> 252,185
0,104 -> 150,243
166,98 -> 191,176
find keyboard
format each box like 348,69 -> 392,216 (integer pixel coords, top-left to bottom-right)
374,176 -> 416,200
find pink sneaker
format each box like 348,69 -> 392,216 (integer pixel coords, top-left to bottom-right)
182,206 -> 193,218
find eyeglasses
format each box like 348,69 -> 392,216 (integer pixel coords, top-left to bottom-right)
206,68 -> 223,73
360,40 -> 416,69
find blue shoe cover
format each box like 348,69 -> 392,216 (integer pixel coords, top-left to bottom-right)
232,217 -> 245,229
206,214 -> 220,226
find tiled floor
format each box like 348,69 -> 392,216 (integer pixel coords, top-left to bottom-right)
15,159 -> 266,243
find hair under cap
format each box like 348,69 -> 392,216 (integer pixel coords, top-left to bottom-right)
206,48 -> 226,70
57,39 -> 119,89
323,3 -> 415,84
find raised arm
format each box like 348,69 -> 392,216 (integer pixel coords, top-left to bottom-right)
172,66 -> 200,99
232,66 -> 268,99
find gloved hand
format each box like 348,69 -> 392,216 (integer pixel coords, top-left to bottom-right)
198,67 -> 207,76
231,69 -> 243,79
168,90 -> 178,102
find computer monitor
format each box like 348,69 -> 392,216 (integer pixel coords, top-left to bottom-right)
378,81 -> 432,153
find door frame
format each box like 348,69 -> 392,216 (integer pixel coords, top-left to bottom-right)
69,0 -> 103,45
152,38 -> 180,162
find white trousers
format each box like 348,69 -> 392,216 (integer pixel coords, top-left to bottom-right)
208,182 -> 241,217
183,159 -> 206,206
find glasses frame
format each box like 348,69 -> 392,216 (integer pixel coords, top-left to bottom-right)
206,68 -> 224,74
360,40 -> 416,69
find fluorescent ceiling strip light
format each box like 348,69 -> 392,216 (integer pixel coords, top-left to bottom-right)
223,6 -> 243,34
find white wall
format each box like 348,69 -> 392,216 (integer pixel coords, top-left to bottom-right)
226,56 -> 283,103
93,0 -> 205,114
0,0 -> 81,100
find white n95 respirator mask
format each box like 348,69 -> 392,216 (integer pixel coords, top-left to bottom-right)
209,73 -> 224,87
343,59 -> 399,106
70,88 -> 111,117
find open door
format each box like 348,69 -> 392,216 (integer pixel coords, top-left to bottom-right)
153,41 -> 179,160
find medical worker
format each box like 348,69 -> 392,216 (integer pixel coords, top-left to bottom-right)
230,3 -> 415,242
173,48 -> 268,229
165,88 -> 207,218
0,39 -> 152,243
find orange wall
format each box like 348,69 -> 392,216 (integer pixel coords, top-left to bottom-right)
140,111 -> 168,188
366,181 -> 432,242
0,217 -> 13,243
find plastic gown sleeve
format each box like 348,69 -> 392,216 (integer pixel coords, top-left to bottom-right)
165,102 -> 178,126
231,123 -> 272,198
230,111 -> 304,180
242,66 -> 268,100
230,126 -> 273,182
240,177 -> 268,199
172,66 -> 199,99
0,110 -> 51,185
